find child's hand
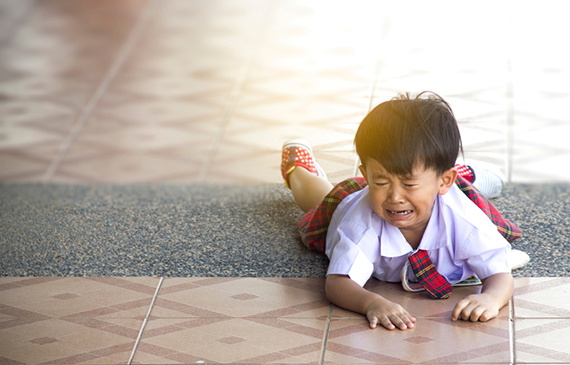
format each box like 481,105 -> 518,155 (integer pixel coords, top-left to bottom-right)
366,298 -> 416,330
451,293 -> 500,322
325,275 -> 417,331
451,273 -> 513,323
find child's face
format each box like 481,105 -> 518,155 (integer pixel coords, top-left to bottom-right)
360,159 -> 456,241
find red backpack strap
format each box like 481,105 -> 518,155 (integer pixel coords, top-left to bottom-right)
455,176 -> 522,242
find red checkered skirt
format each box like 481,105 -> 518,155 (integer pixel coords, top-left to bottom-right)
298,176 -> 522,252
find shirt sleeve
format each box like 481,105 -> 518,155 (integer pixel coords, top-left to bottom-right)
326,222 -> 375,287
458,225 -> 511,280
442,185 -> 512,281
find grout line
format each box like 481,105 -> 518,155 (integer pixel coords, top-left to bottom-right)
352,58 -> 383,177
353,15 -> 389,178
40,0 -> 158,183
319,304 -> 334,365
505,63 -> 514,184
0,0 -> 35,43
128,276 -> 164,365
509,298 -> 516,365
505,13 -> 515,184
197,1 -> 281,183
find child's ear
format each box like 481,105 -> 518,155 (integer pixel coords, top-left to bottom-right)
438,167 -> 457,195
359,165 -> 367,181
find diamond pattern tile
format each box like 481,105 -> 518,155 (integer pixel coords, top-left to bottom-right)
326,317 -> 511,364
514,318 -> 570,363
513,277 -> 570,319
0,317 -> 141,365
1,276 -> 569,364
133,317 -> 325,364
151,277 -> 329,319
0,277 -> 159,319
0,277 -> 159,364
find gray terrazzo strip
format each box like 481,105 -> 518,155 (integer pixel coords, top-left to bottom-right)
0,183 -> 568,277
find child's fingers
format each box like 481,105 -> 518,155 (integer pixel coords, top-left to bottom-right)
451,298 -> 470,321
470,307 -> 497,322
368,315 -> 395,330
368,316 -> 378,329
383,314 -> 414,331
452,298 -> 498,322
396,314 -> 416,330
379,317 -> 396,330
367,305 -> 415,330
468,306 -> 486,321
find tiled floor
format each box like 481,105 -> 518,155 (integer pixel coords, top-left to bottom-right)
1,0 -> 570,364
2,0 -> 570,184
1,277 -> 569,364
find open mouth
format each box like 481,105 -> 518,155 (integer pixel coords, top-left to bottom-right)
389,210 -> 413,215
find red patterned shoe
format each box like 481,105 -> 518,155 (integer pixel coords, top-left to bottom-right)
281,139 -> 327,188
456,162 -> 505,199
455,164 -> 475,183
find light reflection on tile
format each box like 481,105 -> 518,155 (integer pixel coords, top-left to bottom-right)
2,1 -> 569,184
514,318 -> 570,363
513,277 -> 570,318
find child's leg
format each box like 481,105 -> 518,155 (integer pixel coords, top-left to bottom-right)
289,167 -> 333,212
455,162 -> 504,199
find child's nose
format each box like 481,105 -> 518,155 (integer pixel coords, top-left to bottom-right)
387,186 -> 405,203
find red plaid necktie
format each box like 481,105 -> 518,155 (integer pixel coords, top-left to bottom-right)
408,250 -> 452,299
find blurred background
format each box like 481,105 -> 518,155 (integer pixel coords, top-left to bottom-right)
1,0 -> 570,185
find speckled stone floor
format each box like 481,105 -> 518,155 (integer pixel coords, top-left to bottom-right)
1,183 -> 568,277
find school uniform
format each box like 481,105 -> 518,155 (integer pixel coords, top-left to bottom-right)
298,176 -> 521,286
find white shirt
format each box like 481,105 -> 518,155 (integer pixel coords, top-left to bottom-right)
325,183 -> 511,287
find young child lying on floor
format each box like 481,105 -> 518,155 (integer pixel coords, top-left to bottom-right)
281,91 -> 529,330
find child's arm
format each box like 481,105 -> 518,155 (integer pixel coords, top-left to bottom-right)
451,272 -> 514,322
325,274 -> 416,330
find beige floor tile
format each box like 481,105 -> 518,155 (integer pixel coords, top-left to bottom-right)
52,151 -> 204,184
207,140 -> 358,184
0,317 -> 140,365
0,145 -> 56,182
75,123 -> 213,154
151,277 -> 330,319
133,317 -> 325,364
514,318 -> 570,363
0,277 -> 158,318
221,115 -> 359,153
205,143 -> 283,184
0,115 -> 67,151
325,316 -> 511,364
513,277 -> 570,318
312,150 -> 360,183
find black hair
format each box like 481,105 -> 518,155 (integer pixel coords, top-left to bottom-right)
355,91 -> 462,176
